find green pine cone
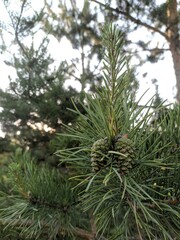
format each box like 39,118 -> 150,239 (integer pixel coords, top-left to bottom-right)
91,137 -> 110,172
113,137 -> 135,175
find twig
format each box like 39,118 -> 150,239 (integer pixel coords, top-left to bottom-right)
14,0 -> 29,58
90,0 -> 169,40
90,211 -> 97,237
146,198 -> 180,209
73,227 -> 95,240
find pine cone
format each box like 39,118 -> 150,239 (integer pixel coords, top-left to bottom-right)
113,136 -> 135,175
91,138 -> 110,172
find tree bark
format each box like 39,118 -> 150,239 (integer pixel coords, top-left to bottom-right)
170,40 -> 180,102
166,0 -> 180,102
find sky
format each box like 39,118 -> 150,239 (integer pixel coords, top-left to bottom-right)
0,0 -> 178,136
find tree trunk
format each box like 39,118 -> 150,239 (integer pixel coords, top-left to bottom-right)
167,0 -> 180,102
170,41 -> 180,102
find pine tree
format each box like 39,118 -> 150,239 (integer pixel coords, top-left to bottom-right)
0,23 -> 179,240
0,1 -> 84,162
43,0 -> 103,94
0,39 -> 82,162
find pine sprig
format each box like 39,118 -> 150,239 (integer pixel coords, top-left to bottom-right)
56,24 -> 180,239
100,24 -> 128,138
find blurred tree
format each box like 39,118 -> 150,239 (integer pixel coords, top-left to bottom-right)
0,0 -> 85,161
42,0 -> 139,99
43,0 -> 104,94
90,0 -> 180,102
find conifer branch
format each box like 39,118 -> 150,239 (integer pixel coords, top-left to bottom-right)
4,0 -> 28,58
14,0 -> 29,58
90,0 -> 169,40
146,198 -> 180,209
73,227 -> 95,240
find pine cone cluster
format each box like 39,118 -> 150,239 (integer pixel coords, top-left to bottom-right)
90,135 -> 135,174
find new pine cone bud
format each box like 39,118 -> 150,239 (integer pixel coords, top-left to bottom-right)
113,137 -> 135,175
91,138 -> 109,172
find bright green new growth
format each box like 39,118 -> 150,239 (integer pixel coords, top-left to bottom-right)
0,23 -> 179,240
101,24 -> 127,138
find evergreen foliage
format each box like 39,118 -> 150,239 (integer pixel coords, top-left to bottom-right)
0,4 -> 84,160
0,40 -> 82,161
57,23 -> 180,239
0,149 -> 87,240
0,23 -> 179,240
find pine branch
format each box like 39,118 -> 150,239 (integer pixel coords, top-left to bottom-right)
73,227 -> 95,240
4,0 -> 28,58
146,198 -> 180,209
14,0 -> 29,58
90,0 -> 169,40
90,212 -> 97,237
